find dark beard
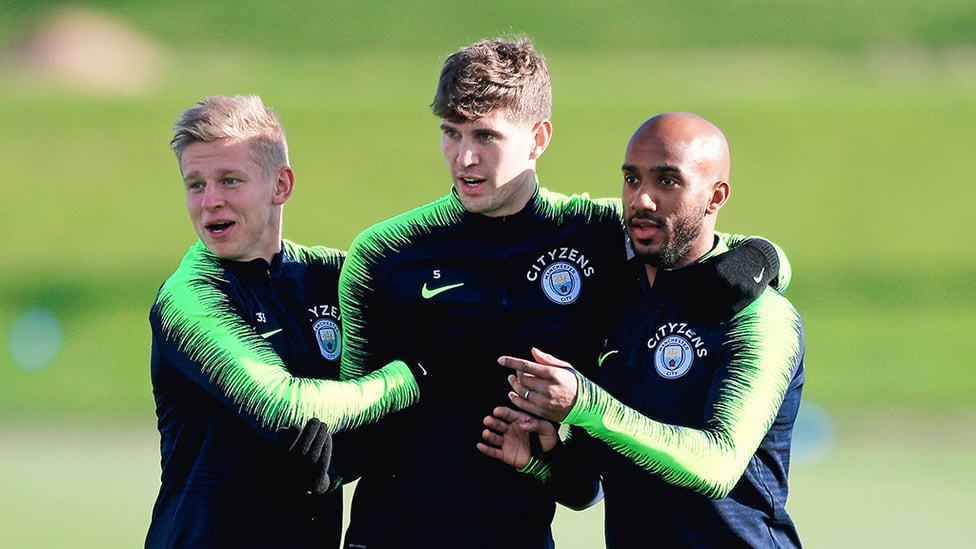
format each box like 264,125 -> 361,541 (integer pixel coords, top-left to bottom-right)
633,203 -> 706,269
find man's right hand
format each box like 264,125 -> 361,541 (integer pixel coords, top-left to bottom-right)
497,347 -> 580,422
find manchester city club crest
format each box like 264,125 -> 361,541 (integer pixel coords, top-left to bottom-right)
312,318 -> 341,361
654,335 -> 694,379
541,261 -> 582,304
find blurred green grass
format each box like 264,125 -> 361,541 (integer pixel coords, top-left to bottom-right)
2,46 -> 973,416
5,0 -> 976,53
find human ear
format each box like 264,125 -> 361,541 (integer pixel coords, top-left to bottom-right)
706,180 -> 730,214
272,167 -> 295,205
529,120 -> 553,160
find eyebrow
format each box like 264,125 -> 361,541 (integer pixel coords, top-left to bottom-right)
621,164 -> 682,174
440,121 -> 501,135
181,167 -> 240,183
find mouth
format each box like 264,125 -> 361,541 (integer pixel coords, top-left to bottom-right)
628,215 -> 660,229
627,215 -> 661,239
457,175 -> 485,188
205,221 -> 235,236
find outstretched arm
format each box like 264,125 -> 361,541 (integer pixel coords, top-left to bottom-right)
152,276 -> 421,442
499,296 -> 803,500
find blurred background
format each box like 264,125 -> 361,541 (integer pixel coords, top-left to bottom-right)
1,1 -> 974,546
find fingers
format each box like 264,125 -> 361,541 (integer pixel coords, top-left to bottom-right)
530,347 -> 573,368
492,405 -> 534,422
477,418 -> 516,462
498,348 -> 573,376
484,407 -> 538,431
505,372 -> 531,401
481,412 -> 516,448
290,417 -> 322,454
480,427 -> 505,447
476,441 -> 503,460
508,373 -> 528,396
482,413 -> 512,435
309,426 -> 331,463
505,376 -> 538,414
497,355 -> 543,375
284,425 -> 303,453
484,407 -> 548,439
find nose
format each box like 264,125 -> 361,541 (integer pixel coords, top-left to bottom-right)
629,182 -> 656,212
200,183 -> 224,210
456,140 -> 477,167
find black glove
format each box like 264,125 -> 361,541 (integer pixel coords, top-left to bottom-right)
656,238 -> 779,323
282,418 -> 333,495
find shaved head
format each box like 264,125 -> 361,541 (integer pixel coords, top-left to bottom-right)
622,112 -> 732,272
627,112 -> 730,185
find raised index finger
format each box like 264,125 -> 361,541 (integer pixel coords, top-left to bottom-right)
497,356 -> 546,377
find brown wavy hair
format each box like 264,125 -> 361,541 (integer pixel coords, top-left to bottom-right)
431,36 -> 552,125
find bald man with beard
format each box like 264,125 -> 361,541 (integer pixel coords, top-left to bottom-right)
480,112 -> 805,548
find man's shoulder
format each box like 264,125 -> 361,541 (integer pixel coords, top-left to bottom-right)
536,188 -> 622,222
349,194 -> 461,253
282,239 -> 346,270
153,243 -> 230,313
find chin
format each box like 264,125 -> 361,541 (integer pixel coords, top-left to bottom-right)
631,245 -> 661,263
459,197 -> 489,215
205,242 -> 235,260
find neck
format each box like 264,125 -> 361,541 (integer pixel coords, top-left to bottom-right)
486,170 -> 537,218
643,263 -> 659,288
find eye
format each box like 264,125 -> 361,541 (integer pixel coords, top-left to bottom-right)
186,181 -> 204,192
222,178 -> 241,186
659,176 -> 679,187
442,127 -> 460,138
623,174 -> 640,186
477,132 -> 496,143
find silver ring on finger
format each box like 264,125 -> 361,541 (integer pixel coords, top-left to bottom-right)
524,389 -> 532,399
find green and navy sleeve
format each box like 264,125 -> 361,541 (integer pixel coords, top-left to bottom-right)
151,243 -> 419,439
338,195 -> 464,380
562,290 -> 803,499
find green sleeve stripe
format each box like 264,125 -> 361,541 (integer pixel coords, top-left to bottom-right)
158,243 -> 417,433
534,187 -> 623,223
517,455 -> 552,483
281,239 -> 346,266
564,291 -> 801,499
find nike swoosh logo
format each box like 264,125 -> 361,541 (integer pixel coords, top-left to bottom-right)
753,267 -> 765,284
259,328 -> 283,339
597,350 -> 618,367
421,282 -> 464,299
